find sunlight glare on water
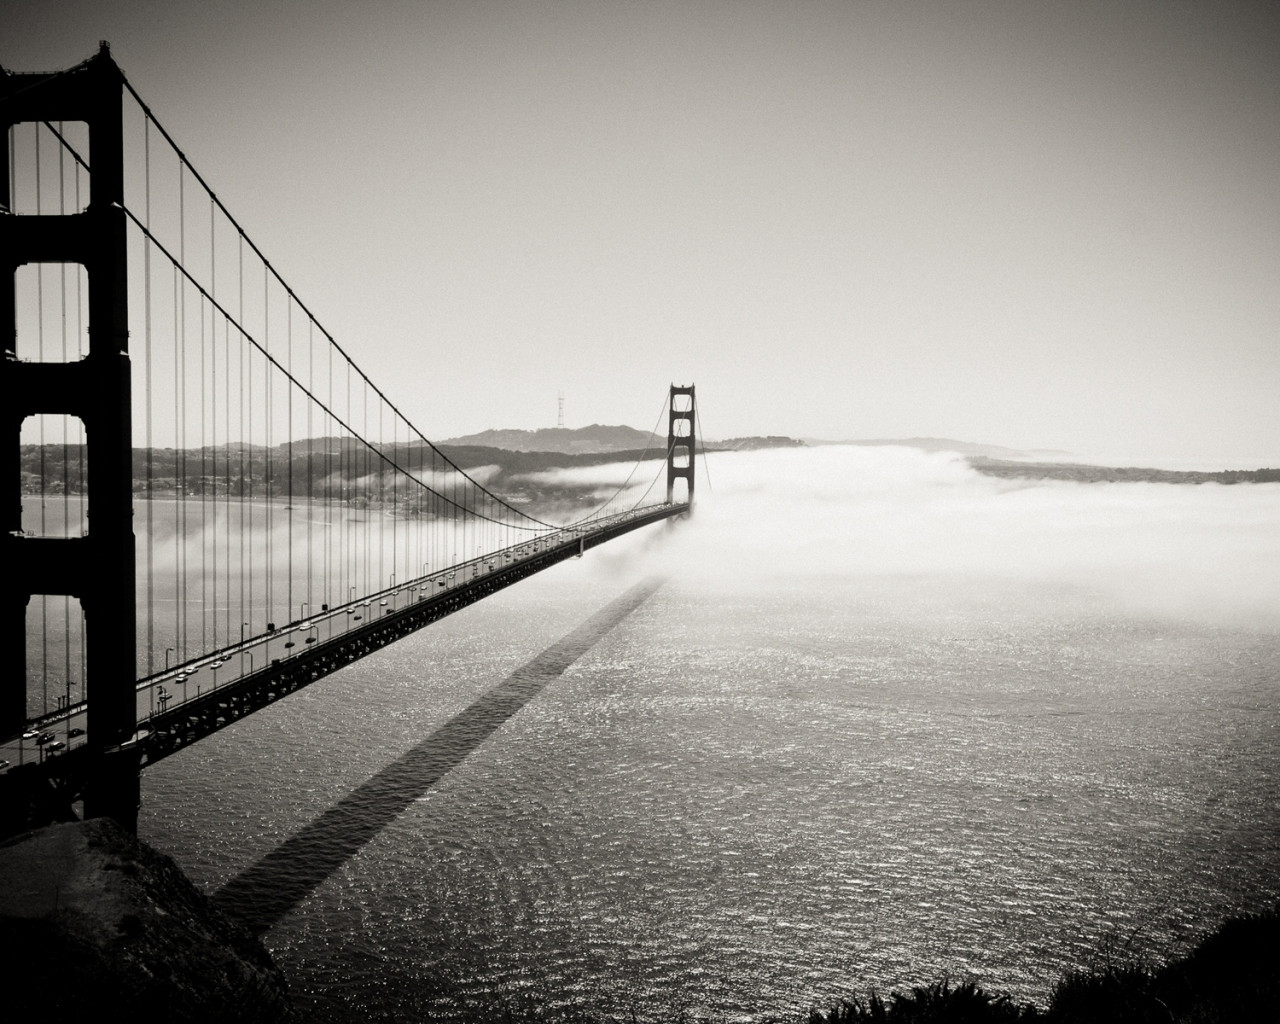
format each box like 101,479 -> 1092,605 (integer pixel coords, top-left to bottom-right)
138,447 -> 1280,1021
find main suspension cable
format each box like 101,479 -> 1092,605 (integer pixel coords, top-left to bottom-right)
118,204 -> 555,530
118,73 -> 564,531
46,78 -> 681,533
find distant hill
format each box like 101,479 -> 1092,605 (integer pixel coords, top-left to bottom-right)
970,457 -> 1280,485
817,437 -> 1071,460
708,436 -> 806,451
440,424 -> 661,454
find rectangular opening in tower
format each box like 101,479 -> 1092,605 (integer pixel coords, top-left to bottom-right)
19,413 -> 90,537
25,594 -> 88,723
5,121 -> 91,216
14,263 -> 91,362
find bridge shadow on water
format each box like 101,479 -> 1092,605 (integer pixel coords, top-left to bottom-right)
212,575 -> 668,936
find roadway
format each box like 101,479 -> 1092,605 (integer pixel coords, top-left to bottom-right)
0,504 -> 685,777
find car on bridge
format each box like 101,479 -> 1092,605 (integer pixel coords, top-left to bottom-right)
44,741 -> 66,753
36,731 -> 56,745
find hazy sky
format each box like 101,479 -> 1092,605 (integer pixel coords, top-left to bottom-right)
4,1 -> 1278,462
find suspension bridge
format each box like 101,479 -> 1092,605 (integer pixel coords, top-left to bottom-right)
0,45 -> 697,836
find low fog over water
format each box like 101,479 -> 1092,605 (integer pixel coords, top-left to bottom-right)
138,445 -> 1280,1021
649,446 -> 1280,627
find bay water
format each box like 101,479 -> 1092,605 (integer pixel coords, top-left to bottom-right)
135,447 -> 1280,1021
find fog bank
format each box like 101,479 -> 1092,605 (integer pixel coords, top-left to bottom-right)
633,446 -> 1280,628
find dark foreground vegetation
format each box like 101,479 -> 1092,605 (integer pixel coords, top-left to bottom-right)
808,909 -> 1279,1024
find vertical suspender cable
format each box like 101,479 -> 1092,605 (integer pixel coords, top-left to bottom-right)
345,358 -> 351,606
376,391 -> 381,588
36,123 -> 49,715
224,315 -> 231,648
143,118 -> 155,676
325,336 -> 332,609
307,320 -> 314,616
363,380 -> 369,598
58,123 -> 70,711
199,275 -> 207,655
264,265 -> 272,627
695,402 -> 712,494
178,157 -> 188,662
206,198 -> 214,650
243,236 -> 252,635
74,141 -> 86,697
172,266 -> 182,660
287,297 -> 293,623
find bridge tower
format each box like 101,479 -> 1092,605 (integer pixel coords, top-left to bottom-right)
1,45 -> 139,826
666,384 -> 695,507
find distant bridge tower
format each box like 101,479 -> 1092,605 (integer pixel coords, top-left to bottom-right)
666,384 -> 695,507
1,44 -> 139,827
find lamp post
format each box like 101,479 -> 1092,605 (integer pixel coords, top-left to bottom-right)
165,647 -> 174,671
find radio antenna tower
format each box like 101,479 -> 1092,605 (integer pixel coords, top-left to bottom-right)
557,391 -> 565,428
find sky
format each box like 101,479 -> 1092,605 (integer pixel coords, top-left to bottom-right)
3,1 -> 1278,464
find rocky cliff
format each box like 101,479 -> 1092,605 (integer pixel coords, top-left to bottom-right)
0,818 -> 294,1022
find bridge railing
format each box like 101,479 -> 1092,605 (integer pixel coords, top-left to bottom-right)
128,500 -> 683,721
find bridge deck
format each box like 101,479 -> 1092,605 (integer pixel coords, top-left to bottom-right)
0,502 -> 686,824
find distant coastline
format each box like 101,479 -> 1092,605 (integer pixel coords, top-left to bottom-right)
19,424 -> 1279,499
968,457 -> 1280,485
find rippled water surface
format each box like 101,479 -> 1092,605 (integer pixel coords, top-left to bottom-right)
137,563 -> 1278,1021
137,449 -> 1280,1021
